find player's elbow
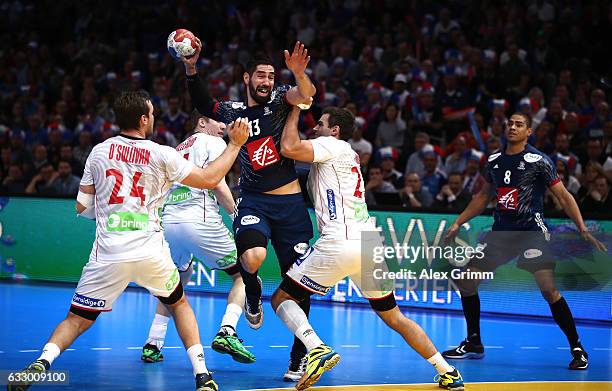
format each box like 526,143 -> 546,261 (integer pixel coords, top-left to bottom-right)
280,143 -> 300,159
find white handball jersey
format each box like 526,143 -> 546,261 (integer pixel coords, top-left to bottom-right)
162,133 -> 227,224
308,136 -> 373,240
80,135 -> 195,262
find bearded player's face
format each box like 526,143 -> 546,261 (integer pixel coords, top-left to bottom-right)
246,65 -> 275,104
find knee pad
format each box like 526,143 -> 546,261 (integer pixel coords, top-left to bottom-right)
235,229 -> 267,258
158,282 -> 184,305
70,305 -> 101,321
368,293 -> 397,312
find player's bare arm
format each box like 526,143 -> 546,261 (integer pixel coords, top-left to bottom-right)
76,184 -> 96,218
213,179 -> 236,216
280,106 -> 314,163
182,118 -> 249,189
549,181 -> 607,252
445,181 -> 493,244
284,41 -> 316,105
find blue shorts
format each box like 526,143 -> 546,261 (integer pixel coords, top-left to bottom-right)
233,191 -> 313,274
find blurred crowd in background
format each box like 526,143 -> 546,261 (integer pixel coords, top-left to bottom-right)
1,0 -> 611,215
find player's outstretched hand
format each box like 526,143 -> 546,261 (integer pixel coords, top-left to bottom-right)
284,41 -> 310,76
182,37 -> 202,72
444,222 -> 460,245
228,117 -> 250,147
581,231 -> 608,252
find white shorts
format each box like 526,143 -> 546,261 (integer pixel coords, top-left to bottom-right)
286,237 -> 393,300
163,221 -> 237,272
71,246 -> 180,312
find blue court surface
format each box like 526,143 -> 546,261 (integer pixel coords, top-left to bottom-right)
1,281 -> 611,390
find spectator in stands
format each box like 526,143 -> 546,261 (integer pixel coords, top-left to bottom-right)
73,131 -> 93,169
24,113 -> 48,146
31,145 -> 49,173
532,121 -> 554,155
51,160 -> 81,196
586,101 -> 611,139
375,103 -> 406,153
1,164 -> 26,194
25,163 -> 58,196
581,176 -> 612,213
443,135 -> 469,174
562,112 -> 587,159
578,162 -> 606,203
398,173 -> 433,209
583,138 -> 612,180
551,133 -> 582,175
377,147 -> 403,189
404,133 -> 441,178
420,151 -> 446,198
348,116 -> 372,172
486,136 -> 502,155
556,159 -> 581,196
162,96 -> 189,138
432,172 -> 472,212
59,144 -> 84,176
463,150 -> 486,195
364,165 -> 396,206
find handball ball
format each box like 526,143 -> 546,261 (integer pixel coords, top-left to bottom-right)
167,29 -> 197,60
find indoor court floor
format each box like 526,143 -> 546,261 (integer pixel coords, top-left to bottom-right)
1,282 -> 610,390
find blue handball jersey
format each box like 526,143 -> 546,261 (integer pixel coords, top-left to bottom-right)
211,85 -> 297,193
485,144 -> 561,231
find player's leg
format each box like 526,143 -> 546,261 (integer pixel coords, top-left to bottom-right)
271,281 -> 340,391
532,268 -> 588,369
368,294 -> 464,390
269,193 -> 314,380
234,204 -> 271,329
142,222 -> 194,362
272,241 -> 344,390
443,234 -> 512,360
9,260 -> 126,390
137,253 -> 217,391
211,268 -> 255,363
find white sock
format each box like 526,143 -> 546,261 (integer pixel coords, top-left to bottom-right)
39,343 -> 60,366
145,313 -> 170,349
427,352 -> 454,375
276,300 -> 323,352
219,303 -> 242,335
186,344 -> 208,376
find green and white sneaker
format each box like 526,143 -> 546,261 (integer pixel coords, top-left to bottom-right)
141,343 -> 164,363
211,328 -> 256,364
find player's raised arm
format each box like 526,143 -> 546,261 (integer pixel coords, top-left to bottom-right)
549,181 -> 607,252
445,181 -> 493,244
284,41 -> 316,105
182,118 -> 250,189
182,37 -> 217,118
280,106 -> 314,163
213,178 -> 236,216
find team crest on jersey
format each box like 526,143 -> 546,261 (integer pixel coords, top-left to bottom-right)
246,136 -> 280,170
497,187 -> 519,210
231,102 -> 246,110
517,161 -> 525,170
263,107 -> 272,116
524,153 -> 542,163
488,152 -> 502,162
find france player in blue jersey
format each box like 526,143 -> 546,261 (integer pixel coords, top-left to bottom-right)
443,112 -> 606,370
180,38 -> 316,380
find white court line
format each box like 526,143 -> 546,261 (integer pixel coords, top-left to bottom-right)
127,347 -> 141,350
0,351 -> 4,353
340,345 -> 360,348
269,345 -> 289,348
594,348 -> 612,351
204,346 -> 212,349
519,346 -> 540,349
19,350 -> 39,353
557,347 -> 570,350
91,348 -> 111,351
243,345 -> 254,348
65,349 -> 76,352
484,346 -> 504,349
376,345 -> 395,348
164,346 -> 182,349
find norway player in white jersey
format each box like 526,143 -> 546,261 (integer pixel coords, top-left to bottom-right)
142,112 -> 255,365
269,106 -> 465,390
11,90 -> 249,391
